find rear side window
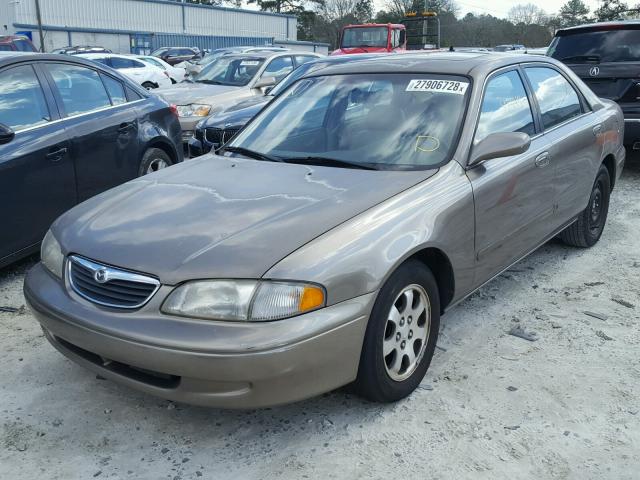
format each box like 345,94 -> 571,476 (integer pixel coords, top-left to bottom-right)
47,63 -> 111,116
549,29 -> 640,63
111,57 -> 144,69
525,67 -> 582,130
101,74 -> 127,105
90,57 -> 110,66
0,65 -> 50,131
475,70 -> 535,143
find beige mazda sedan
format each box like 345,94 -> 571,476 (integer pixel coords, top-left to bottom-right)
25,53 -> 625,408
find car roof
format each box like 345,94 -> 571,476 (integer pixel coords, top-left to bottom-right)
299,52 -> 561,79
556,20 -> 640,35
78,53 -> 141,60
221,51 -> 304,60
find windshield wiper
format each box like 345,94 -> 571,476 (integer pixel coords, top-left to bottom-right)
221,146 -> 283,163
281,156 -> 378,170
560,54 -> 600,63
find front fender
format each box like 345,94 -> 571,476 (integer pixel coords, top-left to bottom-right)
264,161 -> 476,306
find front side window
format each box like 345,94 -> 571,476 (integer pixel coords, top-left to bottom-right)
195,57 -> 265,86
0,65 -> 50,131
262,57 -> 293,82
111,57 -> 143,69
525,67 -> 582,130
341,27 -> 388,48
47,63 -> 111,116
228,73 -> 470,170
475,70 -> 535,143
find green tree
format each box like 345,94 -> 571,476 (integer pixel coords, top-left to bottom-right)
594,0 -> 628,21
559,0 -> 590,26
247,0 -> 323,14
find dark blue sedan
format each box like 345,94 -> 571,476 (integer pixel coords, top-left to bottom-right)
0,52 -> 183,268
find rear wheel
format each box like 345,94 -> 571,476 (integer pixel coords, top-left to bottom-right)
355,260 -> 440,403
560,164 -> 610,247
138,148 -> 172,177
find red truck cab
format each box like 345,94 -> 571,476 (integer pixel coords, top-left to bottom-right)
331,24 -> 406,55
0,35 -> 37,52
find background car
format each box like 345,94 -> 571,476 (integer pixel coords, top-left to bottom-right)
184,46 -> 289,77
158,51 -> 322,149
188,53 -> 381,157
494,44 -> 526,52
51,46 -> 112,55
0,35 -> 37,52
0,52 -> 183,268
152,47 -> 202,66
549,21 -> 640,148
136,55 -> 186,84
77,53 -> 172,89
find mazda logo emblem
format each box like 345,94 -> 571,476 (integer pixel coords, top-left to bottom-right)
589,66 -> 600,77
94,268 -> 109,284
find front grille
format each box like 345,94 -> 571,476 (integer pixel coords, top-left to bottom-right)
222,128 -> 239,144
68,255 -> 160,309
205,127 -> 223,145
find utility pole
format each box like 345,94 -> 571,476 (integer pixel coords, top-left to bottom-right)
34,0 -> 45,52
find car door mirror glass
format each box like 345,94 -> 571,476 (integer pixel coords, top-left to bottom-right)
0,123 -> 15,145
254,76 -> 276,89
469,132 -> 531,167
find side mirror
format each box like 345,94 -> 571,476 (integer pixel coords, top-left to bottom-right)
254,76 -> 276,89
399,30 -> 406,46
469,132 -> 531,167
0,123 -> 15,145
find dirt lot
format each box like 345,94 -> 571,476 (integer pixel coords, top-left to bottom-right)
1,159 -> 639,480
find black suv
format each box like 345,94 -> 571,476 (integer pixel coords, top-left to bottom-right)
0,52 -> 183,268
549,21 -> 640,147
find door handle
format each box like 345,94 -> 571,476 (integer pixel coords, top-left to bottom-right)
118,122 -> 135,134
593,124 -> 602,136
46,146 -> 68,162
535,152 -> 550,168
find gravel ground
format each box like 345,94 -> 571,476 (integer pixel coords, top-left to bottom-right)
1,159 -> 639,480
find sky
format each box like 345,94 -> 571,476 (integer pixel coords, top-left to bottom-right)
372,0 -> 603,18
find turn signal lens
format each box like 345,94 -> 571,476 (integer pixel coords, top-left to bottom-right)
300,286 -> 325,312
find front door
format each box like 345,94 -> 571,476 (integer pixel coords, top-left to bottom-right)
0,63 -> 76,261
467,68 -> 556,283
43,62 -> 140,201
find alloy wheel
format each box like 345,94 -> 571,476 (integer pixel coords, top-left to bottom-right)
146,158 -> 169,174
383,284 -> 431,382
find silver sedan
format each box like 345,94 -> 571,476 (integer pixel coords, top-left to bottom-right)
25,53 -> 625,408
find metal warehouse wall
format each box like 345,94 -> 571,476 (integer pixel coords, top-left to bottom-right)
12,0 -> 296,40
150,33 -> 273,52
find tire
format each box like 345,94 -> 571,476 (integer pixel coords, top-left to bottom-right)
142,81 -> 157,90
560,164 -> 611,248
138,148 -> 173,177
355,260 -> 440,403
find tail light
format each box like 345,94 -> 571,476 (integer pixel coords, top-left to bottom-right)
169,104 -> 179,118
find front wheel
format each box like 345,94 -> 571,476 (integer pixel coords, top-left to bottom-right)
142,81 -> 157,90
560,164 -> 611,247
138,148 -> 172,177
355,260 -> 440,403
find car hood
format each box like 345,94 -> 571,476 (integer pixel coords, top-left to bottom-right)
203,99 -> 268,129
53,155 -> 437,285
156,82 -> 244,105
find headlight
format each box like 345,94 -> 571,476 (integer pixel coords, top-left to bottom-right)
161,280 -> 325,321
176,104 -> 211,117
41,230 -> 64,279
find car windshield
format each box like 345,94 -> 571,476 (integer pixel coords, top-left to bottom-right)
227,73 -> 470,170
0,45 -> 12,51
194,56 -> 265,86
341,27 -> 388,48
549,29 -> 640,63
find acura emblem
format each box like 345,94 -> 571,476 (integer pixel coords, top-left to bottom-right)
94,268 -> 109,284
589,66 -> 600,77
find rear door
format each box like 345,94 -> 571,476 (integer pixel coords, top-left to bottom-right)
43,62 -> 141,201
467,68 -> 554,283
523,65 -> 601,224
0,63 -> 75,260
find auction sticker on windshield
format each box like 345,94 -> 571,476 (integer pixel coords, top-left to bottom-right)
406,79 -> 469,95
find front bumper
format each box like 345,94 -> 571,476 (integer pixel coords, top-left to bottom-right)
24,263 -> 374,408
